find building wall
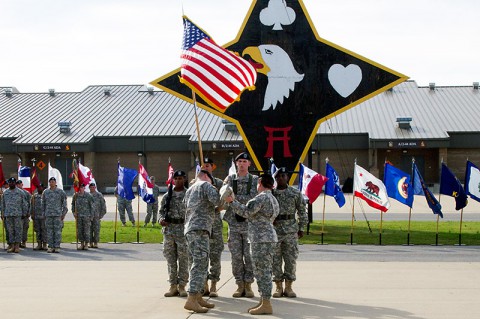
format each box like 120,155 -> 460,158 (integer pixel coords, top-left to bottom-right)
445,148 -> 480,182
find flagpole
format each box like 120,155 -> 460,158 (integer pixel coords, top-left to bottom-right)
109,159 -> 122,244
31,157 -> 36,249
379,210 -> 383,245
349,161 -> 356,245
132,158 -> 144,244
406,207 -> 413,245
320,158 -> 328,245
1,193 -> 4,250
192,91 -> 205,167
458,208 -> 464,246
435,195 -> 441,246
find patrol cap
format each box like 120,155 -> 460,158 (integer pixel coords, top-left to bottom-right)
203,157 -> 217,170
79,183 -> 86,188
173,170 -> 186,178
235,152 -> 250,161
49,177 -> 56,182
7,177 -> 16,183
15,180 -> 23,185
89,182 -> 96,187
275,167 -> 288,176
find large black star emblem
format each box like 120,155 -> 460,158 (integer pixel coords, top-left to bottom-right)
151,0 -> 407,177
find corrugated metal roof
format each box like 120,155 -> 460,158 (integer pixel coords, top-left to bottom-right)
318,80 -> 480,140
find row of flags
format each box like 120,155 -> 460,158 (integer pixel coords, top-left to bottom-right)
297,160 -> 480,218
0,160 -> 64,193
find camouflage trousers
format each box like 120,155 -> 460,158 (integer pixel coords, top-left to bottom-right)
163,233 -> 189,286
273,232 -> 299,281
251,242 -> 275,299
118,201 -> 134,224
33,218 -> 47,242
3,218 -> 10,243
208,224 -> 224,282
76,216 -> 92,242
22,216 -> 30,242
185,230 -> 210,294
6,216 -> 22,243
144,202 -> 158,225
46,216 -> 63,248
90,218 -> 101,243
227,230 -> 254,284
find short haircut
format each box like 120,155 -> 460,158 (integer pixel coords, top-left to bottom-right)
259,174 -> 274,189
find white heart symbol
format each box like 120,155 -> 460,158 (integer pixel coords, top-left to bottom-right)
328,64 -> 362,98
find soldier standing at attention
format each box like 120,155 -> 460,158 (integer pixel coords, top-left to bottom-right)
42,177 -> 68,253
16,180 -> 31,248
144,176 -> 161,227
183,170 -> 220,313
2,177 -> 28,253
272,167 -> 307,298
89,182 -> 106,248
32,183 -> 48,250
160,170 -> 188,298
201,157 -> 224,297
225,174 -> 279,315
72,184 -> 94,250
115,186 -> 135,227
223,152 -> 258,298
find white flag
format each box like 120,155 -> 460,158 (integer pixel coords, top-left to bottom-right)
466,160 -> 480,203
228,159 -> 237,176
48,162 -> 64,190
354,164 -> 390,212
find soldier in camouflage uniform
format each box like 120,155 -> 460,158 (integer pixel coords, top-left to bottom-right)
160,170 -> 188,298
182,170 -> 220,313
115,186 -> 135,227
32,183 -> 48,250
89,182 -> 106,248
2,177 -> 28,253
225,174 -> 279,315
42,177 -> 68,253
72,184 -> 94,250
201,157 -> 224,297
223,152 -> 258,298
16,180 -> 32,248
144,176 -> 160,227
272,167 -> 307,298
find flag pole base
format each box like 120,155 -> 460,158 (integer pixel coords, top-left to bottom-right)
317,242 -> 329,245
71,241 -> 81,244
430,244 -> 444,246
345,243 -> 357,245
107,241 -> 123,244
131,241 -> 145,244
454,244 -> 466,246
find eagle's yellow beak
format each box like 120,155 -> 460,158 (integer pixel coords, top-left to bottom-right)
242,46 -> 270,75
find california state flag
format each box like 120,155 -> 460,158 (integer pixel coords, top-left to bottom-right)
354,164 -> 390,212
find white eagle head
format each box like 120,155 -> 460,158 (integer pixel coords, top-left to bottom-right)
243,44 -> 304,111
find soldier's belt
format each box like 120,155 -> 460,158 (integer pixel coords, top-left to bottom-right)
275,215 -> 295,221
168,218 -> 185,224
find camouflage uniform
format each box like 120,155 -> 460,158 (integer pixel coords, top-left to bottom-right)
31,192 -> 47,243
183,180 -> 220,294
90,191 -> 107,244
72,192 -> 94,242
117,196 -> 135,225
208,176 -> 224,282
2,188 -> 28,244
223,173 -> 258,285
230,190 -> 279,299
160,188 -> 188,286
42,187 -> 68,249
272,186 -> 307,282
144,184 -> 160,225
20,188 -> 32,244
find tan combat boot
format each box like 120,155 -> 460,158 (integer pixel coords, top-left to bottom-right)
284,280 -> 297,298
244,282 -> 255,298
78,242 -> 84,250
6,244 -> 12,252
272,281 -> 283,298
177,284 -> 188,297
232,281 -> 245,298
20,241 -> 26,248
184,293 -> 208,313
33,241 -> 42,251
47,247 -> 54,253
248,299 -> 262,311
209,280 -> 218,297
83,242 -> 89,250
14,243 -> 20,253
203,281 -> 210,296
164,284 -> 179,297
7,244 -> 15,253
197,294 -> 215,308
249,298 -> 273,315
93,242 -> 98,248
42,242 -> 48,250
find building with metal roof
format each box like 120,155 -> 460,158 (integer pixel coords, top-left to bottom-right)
1,80 -> 479,192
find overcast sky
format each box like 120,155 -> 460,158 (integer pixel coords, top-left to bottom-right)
2,0 -> 479,93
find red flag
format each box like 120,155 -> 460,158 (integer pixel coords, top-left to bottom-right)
0,160 -> 5,187
31,167 -> 41,193
71,159 -> 80,193
166,163 -> 174,186
78,162 -> 96,189
354,164 -> 390,212
298,164 -> 328,204
180,16 -> 257,113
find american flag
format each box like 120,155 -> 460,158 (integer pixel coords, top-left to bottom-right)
180,16 -> 257,112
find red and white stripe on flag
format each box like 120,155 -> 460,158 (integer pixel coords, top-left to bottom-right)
354,164 -> 390,212
180,17 -> 257,112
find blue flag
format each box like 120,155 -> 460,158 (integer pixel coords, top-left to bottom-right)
440,163 -> 468,210
465,160 -> 480,203
117,163 -> 138,200
413,163 -> 443,218
384,163 -> 413,208
325,163 -> 346,208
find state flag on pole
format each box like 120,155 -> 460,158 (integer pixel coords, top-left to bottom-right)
298,164 -> 328,204
180,16 -> 257,112
0,160 -> 5,187
31,167 -> 41,193
354,164 -> 390,212
48,162 -> 64,190
325,163 -> 346,208
413,162 -> 443,218
78,162 -> 96,191
117,163 -> 137,200
465,160 -> 480,203
440,163 -> 468,210
166,162 -> 174,186
138,163 -> 155,204
18,166 -> 32,193
383,163 -> 414,208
